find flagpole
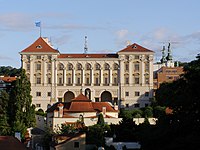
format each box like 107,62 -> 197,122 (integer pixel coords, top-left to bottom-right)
40,22 -> 41,37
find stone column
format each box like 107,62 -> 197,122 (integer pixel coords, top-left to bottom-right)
82,68 -> 85,86
30,56 -> 34,84
91,68 -> 94,86
63,67 -> 66,86
109,68 -> 112,86
100,68 -> 104,86
129,60 -> 133,86
73,68 -> 76,86
141,55 -> 145,86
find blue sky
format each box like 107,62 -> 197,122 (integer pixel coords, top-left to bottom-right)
0,0 -> 200,68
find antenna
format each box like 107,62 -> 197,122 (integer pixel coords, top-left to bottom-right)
84,36 -> 88,54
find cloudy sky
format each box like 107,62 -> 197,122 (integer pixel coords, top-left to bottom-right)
0,0 -> 200,68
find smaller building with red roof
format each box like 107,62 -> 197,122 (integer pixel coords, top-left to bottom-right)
47,93 -> 119,130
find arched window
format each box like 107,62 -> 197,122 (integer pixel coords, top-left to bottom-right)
77,63 -> 82,70
86,63 -> 91,70
104,63 -> 110,70
113,63 -> 119,70
67,63 -> 73,70
58,63 -> 64,70
95,63 -> 100,70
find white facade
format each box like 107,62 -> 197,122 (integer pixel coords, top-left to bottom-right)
20,37 -> 154,111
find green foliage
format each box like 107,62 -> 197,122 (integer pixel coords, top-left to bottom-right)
142,106 -> 153,118
36,108 -> 46,117
97,113 -> 105,125
59,124 -> 76,134
8,69 -> 35,137
138,54 -> 200,150
153,106 -> 166,118
0,90 -> 11,135
120,109 -> 143,120
0,66 -> 21,77
86,124 -> 110,147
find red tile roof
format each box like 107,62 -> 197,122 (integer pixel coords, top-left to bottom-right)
0,77 -> 17,82
47,94 -> 118,113
92,102 -> 118,112
68,102 -> 95,112
118,43 -> 154,53
21,37 -> 59,53
0,136 -> 27,150
58,53 -> 118,58
72,93 -> 91,102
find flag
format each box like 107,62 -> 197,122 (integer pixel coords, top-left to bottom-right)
35,21 -> 41,27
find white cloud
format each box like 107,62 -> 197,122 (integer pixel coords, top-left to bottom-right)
116,29 -> 129,39
0,13 -> 33,31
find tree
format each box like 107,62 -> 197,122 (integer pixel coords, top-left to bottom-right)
97,113 -> 105,126
8,69 -> 35,137
139,54 -> 200,150
0,90 -> 11,135
0,66 -> 21,77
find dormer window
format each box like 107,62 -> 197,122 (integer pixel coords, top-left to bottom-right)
132,45 -> 137,49
36,45 -> 42,49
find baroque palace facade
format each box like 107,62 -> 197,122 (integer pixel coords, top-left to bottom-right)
20,37 -> 154,111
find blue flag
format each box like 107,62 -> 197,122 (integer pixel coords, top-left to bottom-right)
35,21 -> 41,27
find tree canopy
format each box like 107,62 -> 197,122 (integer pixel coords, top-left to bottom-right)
138,54 -> 200,150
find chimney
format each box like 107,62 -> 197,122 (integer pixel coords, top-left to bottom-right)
57,103 -> 64,118
102,107 -> 106,117
114,103 -> 118,111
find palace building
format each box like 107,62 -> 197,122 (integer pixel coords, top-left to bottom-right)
20,37 -> 154,111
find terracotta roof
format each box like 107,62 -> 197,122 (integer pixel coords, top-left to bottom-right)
92,102 -> 118,112
118,43 -> 154,53
68,102 -> 95,112
51,132 -> 85,146
0,77 -> 17,82
58,53 -> 118,58
21,37 -> 59,53
0,136 -> 27,150
72,93 -> 91,102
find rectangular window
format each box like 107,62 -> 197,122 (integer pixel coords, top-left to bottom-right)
95,78 -> 99,85
145,63 -> 149,72
68,78 -> 71,84
36,64 -> 41,71
36,104 -> 41,107
134,64 -> 139,71
86,77 -> 90,84
36,77 -> 41,84
125,64 -> 129,71
135,77 -> 139,84
135,55 -> 139,59
27,63 -> 30,71
77,77 -> 81,84
104,77 -> 108,84
74,142 -> 79,148
59,78 -> 62,84
36,55 -> 41,59
114,77 -> 117,85
48,63 -> 51,71
134,103 -> 140,108
126,104 -> 129,108
125,77 -> 129,84
48,77 -> 51,84
36,92 -> 41,97
145,77 -> 149,84
145,92 -> 149,97
135,91 -> 140,96
95,98 -> 99,102
125,92 -> 129,96
47,92 -> 51,97
145,103 -> 149,107
58,98 -> 62,102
